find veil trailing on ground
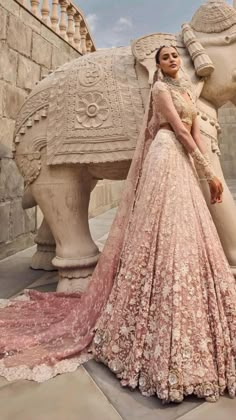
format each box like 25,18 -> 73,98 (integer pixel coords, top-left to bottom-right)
0,74 -> 160,382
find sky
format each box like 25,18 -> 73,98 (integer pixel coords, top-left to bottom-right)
74,0 -> 234,48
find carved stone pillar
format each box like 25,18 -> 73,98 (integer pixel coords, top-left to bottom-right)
51,0 -> 59,33
86,40 -> 93,53
80,26 -> 88,55
66,6 -> 75,46
74,13 -> 82,51
59,0 -> 68,40
41,0 -> 50,26
30,0 -> 40,17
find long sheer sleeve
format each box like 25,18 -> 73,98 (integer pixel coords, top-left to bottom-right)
152,81 -> 216,182
191,116 -> 214,180
191,115 -> 206,155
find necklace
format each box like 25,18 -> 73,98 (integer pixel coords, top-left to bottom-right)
163,75 -> 194,99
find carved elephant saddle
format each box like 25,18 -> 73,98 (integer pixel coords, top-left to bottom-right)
14,47 -> 145,167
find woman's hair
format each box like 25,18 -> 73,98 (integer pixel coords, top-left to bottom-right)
155,45 -> 178,64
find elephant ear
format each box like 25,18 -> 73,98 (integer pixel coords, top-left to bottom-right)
131,32 -> 204,100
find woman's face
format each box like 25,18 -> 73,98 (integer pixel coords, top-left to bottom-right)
158,47 -> 181,77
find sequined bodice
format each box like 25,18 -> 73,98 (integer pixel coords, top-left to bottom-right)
152,79 -> 198,127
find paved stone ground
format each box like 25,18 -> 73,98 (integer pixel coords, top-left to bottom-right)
0,181 -> 236,420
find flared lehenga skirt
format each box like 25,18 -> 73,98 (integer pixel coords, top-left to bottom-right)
92,129 -> 236,402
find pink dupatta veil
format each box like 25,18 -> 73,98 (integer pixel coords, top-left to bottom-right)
0,73 -> 160,382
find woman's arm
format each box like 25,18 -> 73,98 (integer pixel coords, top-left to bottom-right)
191,116 -> 206,155
152,82 -> 223,202
152,82 -> 200,153
191,115 -> 212,177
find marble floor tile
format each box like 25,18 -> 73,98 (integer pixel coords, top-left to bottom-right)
0,367 -> 122,420
177,396 -> 236,420
85,361 -> 203,420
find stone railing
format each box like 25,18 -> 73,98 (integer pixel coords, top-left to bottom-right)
16,0 -> 96,54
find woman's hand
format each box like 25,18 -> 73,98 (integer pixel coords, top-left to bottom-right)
208,177 -> 223,204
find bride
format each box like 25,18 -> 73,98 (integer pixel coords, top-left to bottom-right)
0,46 -> 236,404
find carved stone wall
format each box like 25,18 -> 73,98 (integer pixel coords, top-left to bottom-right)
0,0 -> 78,259
218,103 -> 236,179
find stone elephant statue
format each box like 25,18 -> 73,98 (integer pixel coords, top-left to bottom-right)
14,0 -> 236,292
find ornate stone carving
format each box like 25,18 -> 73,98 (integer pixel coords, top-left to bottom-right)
14,87 -> 51,185
190,0 -> 236,33
15,90 -> 50,136
181,24 -> 215,77
78,62 -> 103,87
46,47 -> 144,165
15,136 -> 47,186
76,92 -> 110,128
15,151 -> 41,187
131,33 -> 177,62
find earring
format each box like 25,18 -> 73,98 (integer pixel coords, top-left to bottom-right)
152,69 -> 158,84
157,68 -> 164,80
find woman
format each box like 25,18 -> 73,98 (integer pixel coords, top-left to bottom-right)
91,46 -> 236,402
0,46 -> 235,404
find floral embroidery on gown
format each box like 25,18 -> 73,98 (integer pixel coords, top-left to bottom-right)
92,129 -> 236,402
92,81 -> 236,402
0,77 -> 235,404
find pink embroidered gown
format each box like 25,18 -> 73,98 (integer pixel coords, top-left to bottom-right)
0,79 -> 236,404
92,80 -> 236,402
